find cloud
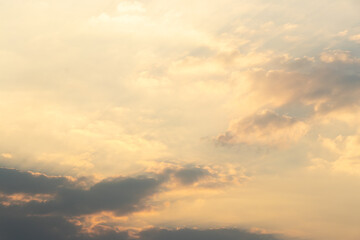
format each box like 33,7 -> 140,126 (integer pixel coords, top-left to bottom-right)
217,110 -> 308,146
173,167 -> 211,185
0,168 -> 72,194
138,228 -> 283,240
1,1 -> 360,239
0,204 -> 133,240
215,50 -> 360,147
149,164 -> 247,188
320,50 -> 359,63
0,167 -> 285,240
0,168 -> 153,238
0,205 -> 285,240
10,176 -> 161,216
313,134 -> 360,175
349,34 -> 360,44
0,167 -> 163,217
10,178 -> 161,216
0,205 -> 81,240
259,54 -> 360,116
0,165 -> 236,217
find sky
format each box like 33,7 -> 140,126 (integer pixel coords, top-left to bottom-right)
1,0 -> 360,239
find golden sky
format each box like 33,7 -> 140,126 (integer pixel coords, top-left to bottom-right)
1,1 -> 360,240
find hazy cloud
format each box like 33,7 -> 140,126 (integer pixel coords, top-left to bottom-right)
349,34 -> 360,44
217,52 -> 360,147
254,55 -> 360,116
217,110 -> 308,146
139,228 -> 283,240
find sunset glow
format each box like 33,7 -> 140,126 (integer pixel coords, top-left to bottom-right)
1,1 -> 360,240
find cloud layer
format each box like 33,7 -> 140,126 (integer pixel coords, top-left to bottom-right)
0,167 -> 281,240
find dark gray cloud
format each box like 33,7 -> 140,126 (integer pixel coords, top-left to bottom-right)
153,166 -> 225,187
173,167 -> 211,185
0,167 -> 71,194
0,167 -> 289,240
0,205 -> 80,240
0,167 -> 159,239
0,166 -> 216,217
0,167 -> 162,216
0,205 -> 129,240
0,212 -> 288,240
0,206 -> 286,240
22,176 -> 160,216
